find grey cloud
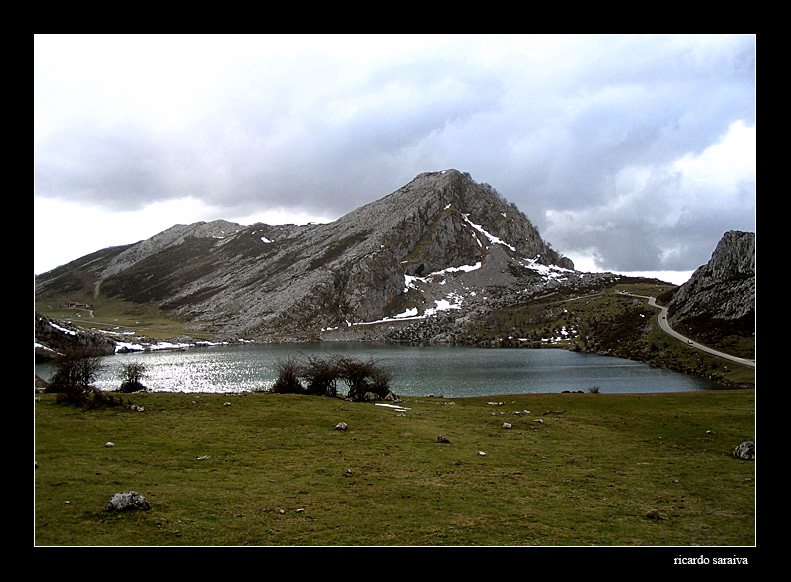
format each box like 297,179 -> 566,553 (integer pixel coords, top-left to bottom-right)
34,34 -> 755,273
35,125 -> 171,210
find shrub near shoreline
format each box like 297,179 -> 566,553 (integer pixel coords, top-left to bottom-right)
34,387 -> 755,547
272,354 -> 396,402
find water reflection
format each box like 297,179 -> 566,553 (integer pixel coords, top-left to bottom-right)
36,343 -> 721,397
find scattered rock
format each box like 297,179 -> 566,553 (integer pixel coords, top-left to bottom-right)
106,491 -> 151,512
196,455 -> 210,461
733,441 -> 755,460
645,509 -> 664,520
502,422 -> 512,429
104,442 -> 115,448
478,451 -> 487,456
335,422 -> 348,431
436,435 -> 450,443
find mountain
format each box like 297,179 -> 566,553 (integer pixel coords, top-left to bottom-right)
36,169 -> 620,342
664,230 -> 755,356
667,230 -> 755,325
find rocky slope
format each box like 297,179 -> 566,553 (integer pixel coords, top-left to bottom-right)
665,230 -> 755,357
667,230 -> 755,325
36,169 -> 619,342
35,312 -> 117,360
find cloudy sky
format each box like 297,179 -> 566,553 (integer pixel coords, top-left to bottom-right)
34,34 -> 756,283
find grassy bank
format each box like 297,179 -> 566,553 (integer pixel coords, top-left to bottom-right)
34,388 -> 755,547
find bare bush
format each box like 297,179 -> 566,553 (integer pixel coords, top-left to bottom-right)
334,356 -> 375,401
367,363 -> 394,398
271,356 -> 305,394
47,347 -> 103,405
118,362 -> 149,393
335,356 -> 394,401
270,354 -> 394,401
302,355 -> 340,397
47,347 -> 125,408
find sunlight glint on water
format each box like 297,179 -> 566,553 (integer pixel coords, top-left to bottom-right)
36,343 -> 720,397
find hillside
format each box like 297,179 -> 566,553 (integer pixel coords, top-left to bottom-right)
663,231 -> 755,359
35,170 -> 614,341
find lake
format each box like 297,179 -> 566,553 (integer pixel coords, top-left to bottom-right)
35,342 -> 722,398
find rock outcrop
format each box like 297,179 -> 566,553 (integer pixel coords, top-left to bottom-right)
668,230 -> 755,326
34,312 -> 116,361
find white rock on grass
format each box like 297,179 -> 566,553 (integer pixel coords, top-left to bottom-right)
106,491 -> 151,512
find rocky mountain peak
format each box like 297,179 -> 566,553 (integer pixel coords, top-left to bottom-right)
668,230 -> 755,325
350,169 -> 572,273
706,230 -> 755,281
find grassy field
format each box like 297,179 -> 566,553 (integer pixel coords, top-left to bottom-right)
34,387 -> 755,547
35,292 -> 216,342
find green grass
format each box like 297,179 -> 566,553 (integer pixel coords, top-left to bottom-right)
34,389 -> 755,546
35,296 -> 214,341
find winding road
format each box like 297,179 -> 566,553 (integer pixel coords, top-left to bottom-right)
621,292 -> 755,369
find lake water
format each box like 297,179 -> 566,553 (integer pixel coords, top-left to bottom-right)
36,342 -> 728,398
36,342 -> 721,397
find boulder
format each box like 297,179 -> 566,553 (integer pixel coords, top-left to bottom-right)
106,491 -> 151,512
733,441 -> 755,460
